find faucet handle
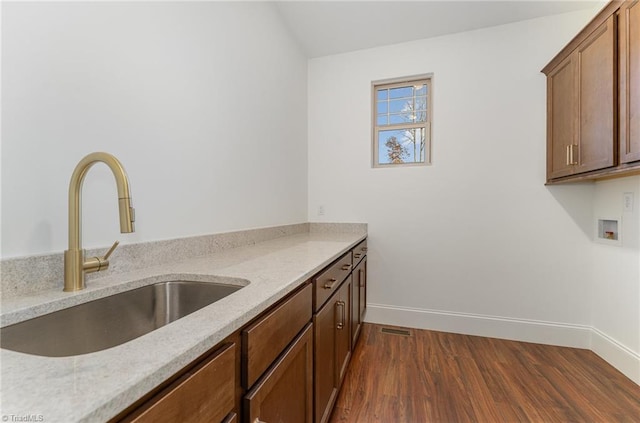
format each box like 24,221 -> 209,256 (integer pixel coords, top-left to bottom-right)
103,240 -> 120,261
83,240 -> 120,274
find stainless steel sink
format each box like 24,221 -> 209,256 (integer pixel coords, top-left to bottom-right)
0,280 -> 244,357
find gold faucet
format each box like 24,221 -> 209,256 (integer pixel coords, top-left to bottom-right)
63,152 -> 135,291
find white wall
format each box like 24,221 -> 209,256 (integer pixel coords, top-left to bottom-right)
309,6 -> 640,383
591,176 -> 640,383
1,1 -> 308,258
309,10 -> 602,341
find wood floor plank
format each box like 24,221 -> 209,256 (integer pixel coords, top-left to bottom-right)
329,323 -> 640,423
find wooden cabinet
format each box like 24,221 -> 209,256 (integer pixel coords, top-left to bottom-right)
244,323 -> 313,423
242,284 -> 312,389
544,0 -> 640,183
351,256 -> 367,348
121,343 -> 237,423
619,0 -> 640,163
575,15 -> 617,174
314,275 -> 352,423
313,251 -> 352,312
242,283 -> 313,423
116,238 -> 367,423
335,278 -> 352,387
313,287 -> 338,423
544,14 -> 616,180
312,240 -> 367,423
351,239 -> 367,349
546,54 -> 579,179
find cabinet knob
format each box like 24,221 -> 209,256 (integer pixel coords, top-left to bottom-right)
354,253 -> 362,259
323,278 -> 338,289
341,264 -> 351,271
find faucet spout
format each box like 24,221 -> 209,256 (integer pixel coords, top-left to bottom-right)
64,152 -> 135,292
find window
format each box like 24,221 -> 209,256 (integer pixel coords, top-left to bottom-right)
372,75 -> 432,167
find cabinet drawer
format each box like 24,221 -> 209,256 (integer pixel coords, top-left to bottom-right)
125,343 -> 235,423
352,239 -> 367,265
243,283 -> 312,388
314,251 -> 352,312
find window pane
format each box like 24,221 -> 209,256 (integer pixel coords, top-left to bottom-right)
389,86 -> 413,99
378,129 -> 408,164
388,99 -> 408,113
378,127 -> 426,164
377,102 -> 388,114
415,128 -> 426,162
403,127 -> 426,163
415,84 -> 427,95
389,114 -> 408,124
377,89 -> 388,100
413,110 -> 427,122
377,115 -> 388,125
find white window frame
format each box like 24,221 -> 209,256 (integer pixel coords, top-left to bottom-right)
372,74 -> 433,168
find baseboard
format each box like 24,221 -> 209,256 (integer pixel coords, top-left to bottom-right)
365,303 -> 640,385
365,303 -> 592,348
591,327 -> 640,385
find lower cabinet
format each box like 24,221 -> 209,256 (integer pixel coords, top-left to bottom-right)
335,277 -> 352,387
244,324 -> 313,423
242,284 -> 312,389
117,238 -> 368,423
120,342 -> 237,423
351,256 -> 367,348
314,276 -> 352,423
242,283 -> 313,423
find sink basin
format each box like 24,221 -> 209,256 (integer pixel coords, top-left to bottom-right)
0,280 -> 244,357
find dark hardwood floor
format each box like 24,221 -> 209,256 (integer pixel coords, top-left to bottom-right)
330,323 -> 640,423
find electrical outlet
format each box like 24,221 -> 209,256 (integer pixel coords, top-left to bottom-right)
623,192 -> 634,212
318,205 -> 325,216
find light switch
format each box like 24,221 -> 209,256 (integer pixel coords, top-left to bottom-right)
623,192 -> 634,212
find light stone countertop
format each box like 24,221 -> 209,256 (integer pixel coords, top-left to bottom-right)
0,230 -> 366,422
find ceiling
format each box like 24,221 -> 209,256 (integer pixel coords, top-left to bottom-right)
274,1 -> 604,58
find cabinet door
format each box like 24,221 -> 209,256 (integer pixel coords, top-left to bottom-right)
335,277 -> 352,387
314,278 -> 352,423
574,14 -> 616,174
620,0 -> 640,163
547,54 -> 576,180
351,259 -> 366,348
125,343 -> 236,423
358,257 -> 367,327
314,295 -> 338,423
244,323 -> 313,423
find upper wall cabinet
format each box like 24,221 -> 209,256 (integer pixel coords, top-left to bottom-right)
545,15 -> 616,180
619,0 -> 640,163
543,0 -> 640,183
